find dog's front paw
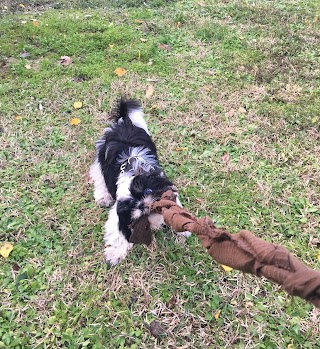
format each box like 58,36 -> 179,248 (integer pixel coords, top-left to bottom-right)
177,231 -> 192,238
96,193 -> 113,207
104,243 -> 133,266
104,246 -> 126,265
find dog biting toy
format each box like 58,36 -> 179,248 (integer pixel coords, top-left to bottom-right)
130,190 -> 320,308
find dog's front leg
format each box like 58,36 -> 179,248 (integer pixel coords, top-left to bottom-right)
104,203 -> 133,265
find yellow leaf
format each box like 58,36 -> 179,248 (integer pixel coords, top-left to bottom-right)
214,309 -> 221,320
32,20 -> 39,27
19,3 -> 25,8
15,114 -> 21,120
220,264 -> 233,272
0,243 -> 13,258
138,50 -> 141,61
317,250 -> 320,262
145,84 -> 154,98
73,101 -> 83,109
287,344 -> 295,349
140,38 -> 147,42
109,44 -> 114,48
70,118 -> 81,125
114,67 -> 127,76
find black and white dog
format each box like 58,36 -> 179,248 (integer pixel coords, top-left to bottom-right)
90,98 -> 190,265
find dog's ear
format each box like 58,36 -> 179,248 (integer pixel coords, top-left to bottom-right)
129,215 -> 153,246
117,199 -> 135,215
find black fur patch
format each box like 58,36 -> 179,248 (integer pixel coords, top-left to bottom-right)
130,172 -> 174,201
97,100 -> 159,198
116,199 -> 136,240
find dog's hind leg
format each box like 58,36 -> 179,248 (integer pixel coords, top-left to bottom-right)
104,203 -> 133,265
89,159 -> 113,207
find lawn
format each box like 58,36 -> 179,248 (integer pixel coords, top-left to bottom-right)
0,0 -> 320,348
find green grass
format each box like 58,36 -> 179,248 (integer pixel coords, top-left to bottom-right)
1,0 -> 320,348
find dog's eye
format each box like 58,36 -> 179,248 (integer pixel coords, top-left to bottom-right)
144,188 -> 153,196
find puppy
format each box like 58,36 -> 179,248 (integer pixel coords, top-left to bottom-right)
90,98 -> 190,265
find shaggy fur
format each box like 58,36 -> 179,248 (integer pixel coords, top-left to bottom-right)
90,98 -> 190,265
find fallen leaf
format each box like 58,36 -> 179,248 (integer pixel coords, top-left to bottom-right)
175,147 -> 188,151
220,264 -> 233,272
167,295 -> 177,309
145,84 -> 154,98
149,321 -> 166,338
317,250 -> 320,262
140,38 -> 147,42
108,44 -> 114,48
32,20 -> 39,27
157,43 -> 172,51
0,243 -> 13,258
134,19 -> 145,24
147,59 -> 153,66
59,56 -> 72,66
20,51 -> 30,58
70,118 -> 81,125
214,309 -> 221,320
226,108 -> 235,117
138,50 -> 141,61
151,104 -> 159,109
15,114 -> 21,120
19,3 -> 25,8
11,262 -> 20,272
238,106 -> 246,114
221,153 -> 230,164
245,301 -> 254,308
25,64 -> 31,69
73,101 -> 83,109
114,67 -> 127,76
197,1 -> 206,6
287,344 -> 295,349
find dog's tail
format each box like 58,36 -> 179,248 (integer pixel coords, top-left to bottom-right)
111,98 -> 150,135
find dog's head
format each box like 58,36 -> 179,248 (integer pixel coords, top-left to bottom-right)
129,171 -> 176,219
116,171 -> 176,243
